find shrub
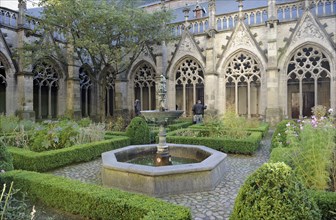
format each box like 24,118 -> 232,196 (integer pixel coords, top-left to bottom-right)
75,123 -> 105,144
126,117 -> 150,145
0,144 -> 14,172
230,162 -> 321,220
309,190 -> 336,220
77,117 -> 92,127
271,119 -> 297,149
0,170 -> 192,220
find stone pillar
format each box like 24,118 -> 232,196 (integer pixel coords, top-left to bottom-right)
16,0 -> 35,120
114,77 -> 129,117
204,0 -> 218,115
265,0 -> 282,126
65,45 -> 81,119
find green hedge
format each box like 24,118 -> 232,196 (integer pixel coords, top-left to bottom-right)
8,136 -> 130,172
0,170 -> 191,220
309,190 -> 336,220
166,129 -> 262,154
188,123 -> 269,137
168,121 -> 193,131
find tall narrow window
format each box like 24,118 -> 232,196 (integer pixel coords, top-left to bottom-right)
0,61 -> 6,114
224,52 -> 261,117
134,63 -> 156,110
175,58 -> 204,116
79,67 -> 92,117
33,60 -> 59,119
105,71 -> 115,117
287,46 -> 331,118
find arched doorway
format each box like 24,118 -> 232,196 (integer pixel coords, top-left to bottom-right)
79,66 -> 92,117
0,61 -> 6,114
224,52 -> 261,117
287,46 -> 331,118
33,60 -> 60,119
133,62 -> 156,110
175,58 -> 204,116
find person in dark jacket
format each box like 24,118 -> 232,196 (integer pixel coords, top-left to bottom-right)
134,99 -> 141,116
192,100 -> 207,124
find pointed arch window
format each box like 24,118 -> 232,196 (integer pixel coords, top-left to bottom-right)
134,63 -> 156,110
0,61 -> 6,114
175,58 -> 204,116
105,71 -> 115,117
224,52 -> 261,117
287,46 -> 331,118
79,67 -> 92,117
33,60 -> 59,119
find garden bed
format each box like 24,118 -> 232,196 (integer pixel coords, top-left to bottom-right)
8,136 -> 130,172
166,129 -> 262,154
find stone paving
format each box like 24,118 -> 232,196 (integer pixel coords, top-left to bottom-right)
49,131 -> 272,220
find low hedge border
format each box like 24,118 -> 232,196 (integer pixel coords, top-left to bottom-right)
167,121 -> 193,131
166,129 -> 262,154
188,123 -> 269,137
8,136 -> 130,172
0,170 -> 191,220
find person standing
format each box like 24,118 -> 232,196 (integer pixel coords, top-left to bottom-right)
192,100 -> 207,124
134,99 -> 141,116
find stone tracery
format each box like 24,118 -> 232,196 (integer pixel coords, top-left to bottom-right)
134,62 -> 156,110
175,58 -> 204,116
79,67 -> 92,117
225,52 -> 261,117
33,60 -> 60,119
287,46 -> 331,118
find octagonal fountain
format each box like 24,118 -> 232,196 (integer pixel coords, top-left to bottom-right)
101,75 -> 227,196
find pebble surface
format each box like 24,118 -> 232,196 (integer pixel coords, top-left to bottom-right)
49,131 -> 272,220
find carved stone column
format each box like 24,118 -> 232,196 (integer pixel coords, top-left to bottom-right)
265,0 -> 282,125
16,0 -> 35,120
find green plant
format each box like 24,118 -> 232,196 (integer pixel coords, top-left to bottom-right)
75,123 -> 105,144
309,190 -> 336,220
77,117 -> 92,127
126,117 -> 150,145
271,119 -> 297,149
0,182 -> 31,220
0,115 -> 20,134
311,105 -> 327,119
230,162 -> 321,220
30,120 -> 80,152
0,145 -> 14,172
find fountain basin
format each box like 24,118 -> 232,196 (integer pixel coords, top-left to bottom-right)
101,144 -> 227,196
140,110 -> 184,124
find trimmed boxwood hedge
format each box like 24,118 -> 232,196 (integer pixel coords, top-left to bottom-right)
0,170 -> 191,220
8,136 -> 130,172
188,123 -> 269,137
168,121 -> 193,131
166,129 -> 262,154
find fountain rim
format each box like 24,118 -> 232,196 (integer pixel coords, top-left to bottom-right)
101,143 -> 227,176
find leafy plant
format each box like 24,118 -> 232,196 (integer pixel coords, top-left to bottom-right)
0,115 -> 20,134
230,162 -> 321,220
75,123 -> 105,144
0,182 -> 31,220
0,145 -> 14,172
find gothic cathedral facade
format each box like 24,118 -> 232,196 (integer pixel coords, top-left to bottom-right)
0,0 -> 335,125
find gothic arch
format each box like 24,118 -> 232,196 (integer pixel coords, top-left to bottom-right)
98,66 -> 116,117
173,56 -> 205,116
221,50 -> 264,117
284,44 -> 333,118
79,64 -> 93,117
33,58 -> 63,119
132,61 -> 157,111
